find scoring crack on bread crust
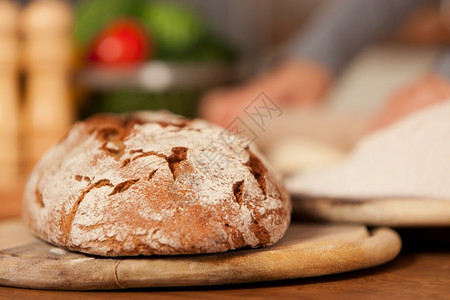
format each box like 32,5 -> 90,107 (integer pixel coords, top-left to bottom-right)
155,120 -> 188,128
167,147 -> 188,180
120,158 -> 131,168
243,147 -> 268,196
129,149 -> 143,154
147,169 -> 158,180
109,179 -> 140,196
232,180 -> 245,207
130,147 -> 188,180
88,114 -> 147,161
132,151 -> 167,161
34,187 -> 45,208
61,179 -> 113,244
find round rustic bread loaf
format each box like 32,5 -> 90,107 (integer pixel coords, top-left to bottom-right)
23,111 -> 291,256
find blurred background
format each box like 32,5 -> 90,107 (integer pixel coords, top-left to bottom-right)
1,0 -> 450,218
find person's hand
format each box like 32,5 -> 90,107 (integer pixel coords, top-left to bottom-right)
199,59 -> 332,127
368,74 -> 450,132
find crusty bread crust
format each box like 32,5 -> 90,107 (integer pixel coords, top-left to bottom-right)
23,111 -> 291,256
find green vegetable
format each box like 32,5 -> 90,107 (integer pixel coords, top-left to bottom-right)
75,0 -> 234,62
138,1 -> 206,58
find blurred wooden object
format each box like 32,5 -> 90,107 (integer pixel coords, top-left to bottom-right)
0,0 -> 20,189
20,0 -> 74,173
0,179 -> 25,219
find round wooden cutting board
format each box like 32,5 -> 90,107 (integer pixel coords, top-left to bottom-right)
0,219 -> 401,290
292,195 -> 450,227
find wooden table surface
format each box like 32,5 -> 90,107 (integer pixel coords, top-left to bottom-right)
1,185 -> 449,300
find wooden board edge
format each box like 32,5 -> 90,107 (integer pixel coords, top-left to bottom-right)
0,222 -> 401,290
292,197 -> 450,227
115,227 -> 401,288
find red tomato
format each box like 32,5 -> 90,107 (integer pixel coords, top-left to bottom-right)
89,19 -> 151,65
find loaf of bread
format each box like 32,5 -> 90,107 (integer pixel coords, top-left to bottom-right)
23,111 -> 291,256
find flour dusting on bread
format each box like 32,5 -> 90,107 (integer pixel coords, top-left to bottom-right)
23,111 -> 291,256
